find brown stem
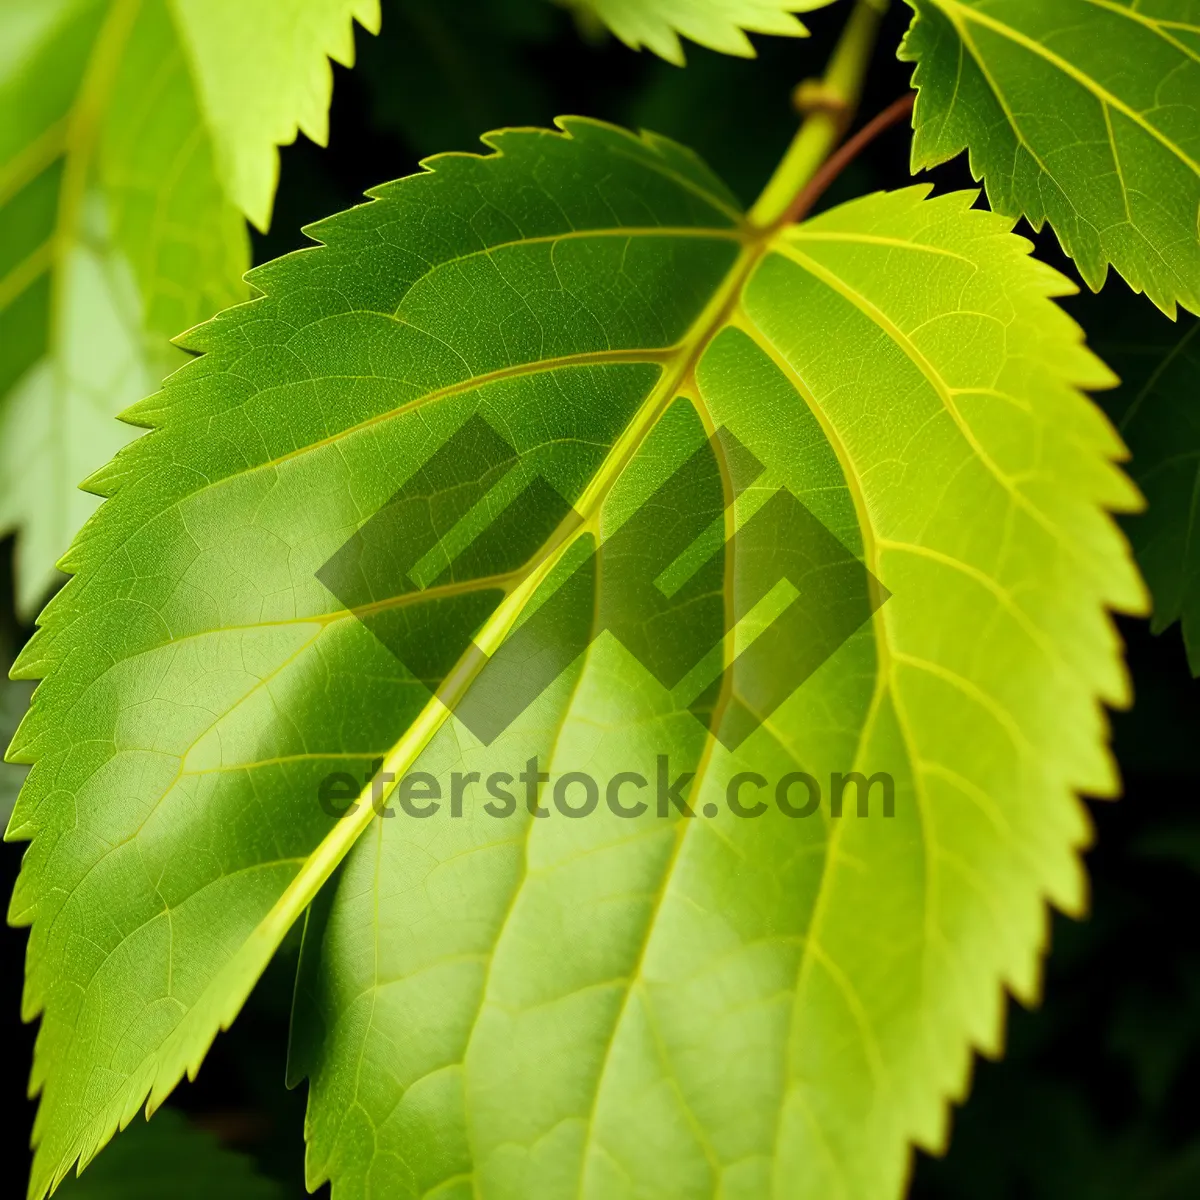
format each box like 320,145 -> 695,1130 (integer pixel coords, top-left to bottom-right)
777,91 -> 916,228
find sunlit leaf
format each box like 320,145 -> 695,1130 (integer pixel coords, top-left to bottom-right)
169,0 -> 380,230
55,1107 -> 283,1200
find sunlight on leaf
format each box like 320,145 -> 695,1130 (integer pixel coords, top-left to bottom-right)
170,0 -> 380,230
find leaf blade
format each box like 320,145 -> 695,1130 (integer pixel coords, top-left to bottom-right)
169,0 -> 381,230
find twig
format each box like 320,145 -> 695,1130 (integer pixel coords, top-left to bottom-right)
778,91 -> 915,228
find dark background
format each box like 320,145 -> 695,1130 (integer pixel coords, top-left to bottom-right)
4,1 -> 1199,1195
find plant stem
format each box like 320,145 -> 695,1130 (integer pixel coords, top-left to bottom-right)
782,90 -> 914,224
748,0 -> 890,229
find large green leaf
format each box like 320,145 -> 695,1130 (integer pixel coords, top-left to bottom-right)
7,119 -> 1142,1199
0,0 -> 378,618
565,0 -> 830,64
1089,295 -> 1200,669
900,0 -> 1200,317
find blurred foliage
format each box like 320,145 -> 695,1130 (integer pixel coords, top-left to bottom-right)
1086,292 -> 1200,673
2,0 -> 1199,1194
0,669 -> 32,829
560,0 -> 819,64
358,0 -> 559,157
53,1107 -> 283,1199
913,620 -> 1200,1200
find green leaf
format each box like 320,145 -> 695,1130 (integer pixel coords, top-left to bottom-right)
7,120 -> 1142,1200
1088,293 -> 1200,669
900,0 -> 1200,317
0,0 -> 378,618
54,1107 -> 283,1199
563,0 -> 831,64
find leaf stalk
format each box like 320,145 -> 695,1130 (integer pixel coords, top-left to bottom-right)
748,0 -> 890,229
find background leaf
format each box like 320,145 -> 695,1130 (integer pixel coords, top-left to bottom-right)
900,0 -> 1200,317
0,0 -> 246,617
0,672 -> 32,830
563,0 -> 831,64
0,0 -> 378,618
53,1107 -> 283,1199
1086,293 -> 1200,670
169,0 -> 381,231
8,114 -> 1141,1199
357,0 -> 558,160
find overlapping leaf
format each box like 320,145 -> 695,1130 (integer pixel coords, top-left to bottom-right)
0,0 -> 379,617
566,0 -> 830,63
7,119 -> 1142,1199
901,0 -> 1200,316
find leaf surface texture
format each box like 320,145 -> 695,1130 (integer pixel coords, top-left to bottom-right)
8,119 -> 1143,1199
